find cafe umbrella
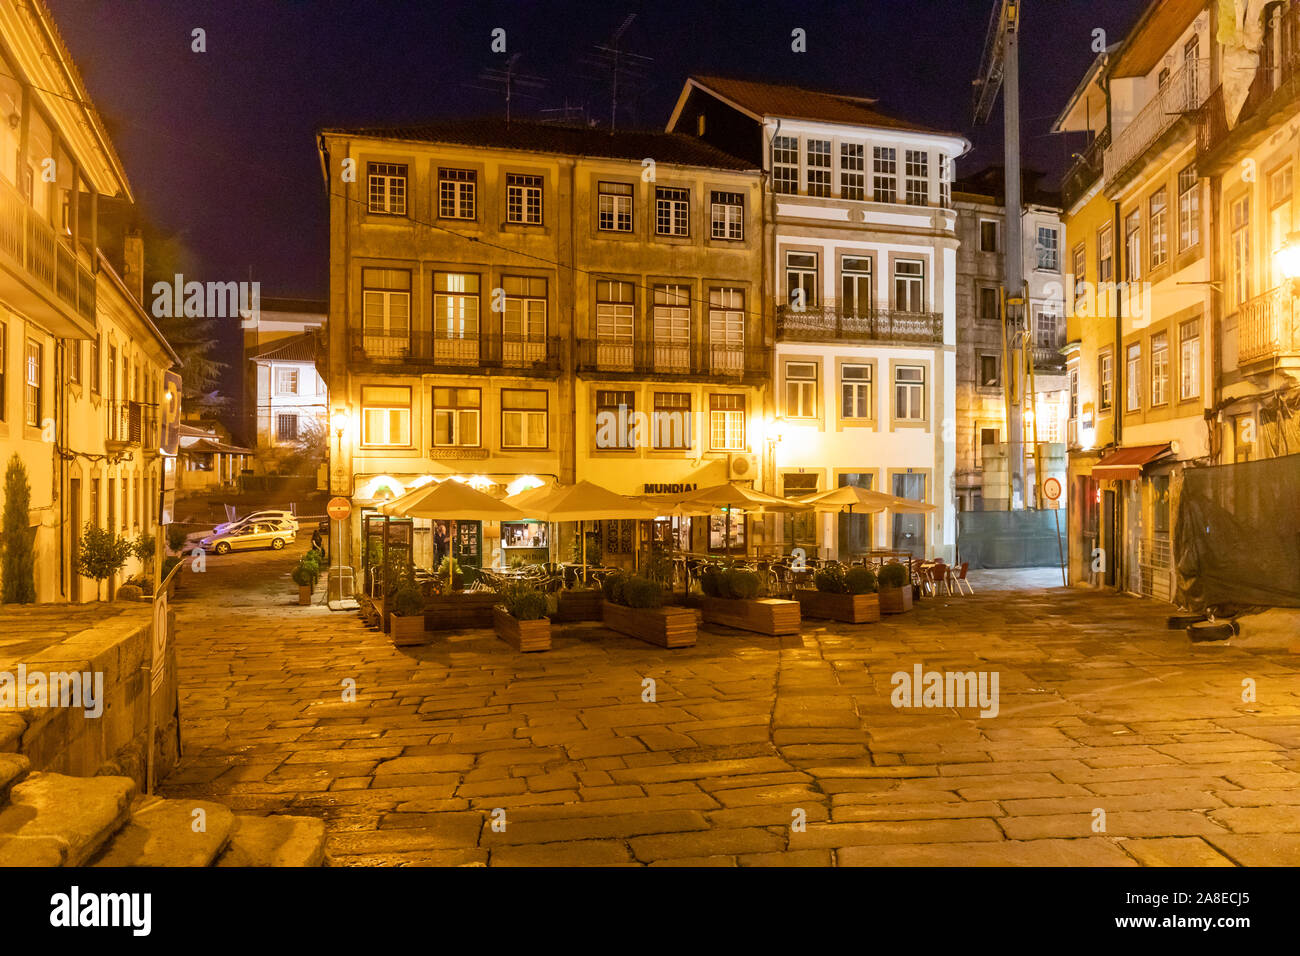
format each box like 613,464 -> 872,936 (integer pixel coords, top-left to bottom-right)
506,479 -> 659,579
663,481 -> 813,559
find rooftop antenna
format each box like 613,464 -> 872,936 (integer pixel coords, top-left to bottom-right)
539,99 -> 590,126
470,53 -> 547,122
583,14 -> 653,130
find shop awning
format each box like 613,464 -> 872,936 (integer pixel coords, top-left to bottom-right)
1092,443 -> 1173,481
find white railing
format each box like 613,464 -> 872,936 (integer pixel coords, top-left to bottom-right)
1105,59 -> 1210,187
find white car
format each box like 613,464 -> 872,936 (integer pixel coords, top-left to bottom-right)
199,522 -> 297,555
213,510 -> 299,535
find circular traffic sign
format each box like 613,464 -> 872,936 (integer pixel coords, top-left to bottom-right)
1042,477 -> 1062,501
327,496 -> 352,521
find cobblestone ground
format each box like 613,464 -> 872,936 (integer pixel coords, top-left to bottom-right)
159,541 -> 1300,866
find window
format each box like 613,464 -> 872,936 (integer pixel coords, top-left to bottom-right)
1072,243 -> 1087,311
980,354 -> 999,388
652,392 -> 692,449
367,162 -> 407,215
840,143 -> 865,200
69,340 -> 81,384
783,472 -> 820,548
501,389 -> 547,448
652,284 -> 690,370
939,155 -> 952,208
1270,165 -> 1293,287
1124,208 -> 1142,282
506,173 -> 543,224
893,365 -> 925,422
1184,34 -> 1201,103
979,427 -> 999,465
893,259 -> 924,312
501,275 -> 547,363
655,186 -> 690,236
1178,165 -> 1199,251
806,139 -> 831,197
785,361 -> 817,418
1098,223 -> 1114,282
1230,195 -> 1250,307
786,252 -> 818,308
276,413 -> 298,442
710,191 -> 744,240
596,280 -> 635,366
433,272 -> 480,360
1151,332 -> 1169,406
1036,226 -> 1059,271
1149,187 -> 1168,267
91,332 -> 100,394
432,387 -> 481,447
24,338 -> 40,427
872,147 -> 897,203
438,168 -> 476,219
1126,343 -> 1141,411
1035,308 -> 1059,349
276,367 -> 298,395
709,394 -> 745,451
841,256 -> 873,317
708,288 -> 745,373
0,324 -> 5,420
360,385 -> 411,446
362,268 -> 411,356
840,364 -> 872,419
1099,350 -> 1113,411
904,150 -> 928,205
597,181 -> 633,232
980,219 -> 998,252
596,390 -> 635,449
979,286 -> 999,320
772,135 -> 798,195
1180,319 -> 1200,401
1069,369 -> 1079,419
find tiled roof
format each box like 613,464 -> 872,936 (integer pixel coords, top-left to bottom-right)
320,118 -> 757,171
250,330 -> 318,363
688,76 -> 951,135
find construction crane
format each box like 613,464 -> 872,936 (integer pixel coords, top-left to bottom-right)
972,0 -> 1035,510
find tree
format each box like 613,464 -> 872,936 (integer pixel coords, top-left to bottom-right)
76,523 -> 133,602
2,454 -> 35,603
140,219 -> 226,400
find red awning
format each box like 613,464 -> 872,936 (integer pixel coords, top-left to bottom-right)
1092,443 -> 1173,481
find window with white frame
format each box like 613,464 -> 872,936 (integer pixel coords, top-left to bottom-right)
841,256 -> 872,317
360,385 -> 411,446
1035,307 -> 1059,349
652,284 -> 690,370
506,173 -> 543,224
501,389 -> 547,448
367,163 -> 407,215
1126,343 -> 1141,411
1098,223 -> 1114,282
709,393 -> 745,450
655,186 -> 689,236
597,181 -> 633,232
502,275 -> 546,360
1069,368 -> 1079,420
840,143 -> 865,200
1036,225 -> 1059,271
708,288 -> 745,372
1124,208 -> 1142,282
904,150 -> 928,205
652,392 -> 692,450
1270,165 -> 1293,287
806,139 -> 831,197
361,268 -> 411,356
24,338 -> 40,427
1150,187 -> 1168,267
432,386 -> 481,447
1231,195 -> 1250,307
893,259 -> 924,312
893,364 -> 925,421
785,361 -> 817,418
276,413 -> 298,442
840,363 -> 872,419
1099,350 -> 1113,411
596,390 -> 635,449
1180,319 -> 1200,400
276,367 -> 298,395
710,191 -> 744,240
873,146 -> 897,203
772,135 -> 798,195
1072,243 -> 1086,310
438,167 -> 476,219
939,154 -> 952,208
1178,164 -> 1199,251
596,280 -> 635,366
1151,332 -> 1169,406
786,251 -> 818,309
433,272 -> 480,341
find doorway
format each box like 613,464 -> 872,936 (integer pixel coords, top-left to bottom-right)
891,472 -> 926,558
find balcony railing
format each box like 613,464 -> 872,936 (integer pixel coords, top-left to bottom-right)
575,338 -> 769,380
1105,58 -> 1210,189
349,329 -> 561,376
1233,285 -> 1300,368
1061,125 -> 1110,210
776,301 -> 943,344
0,175 -> 95,325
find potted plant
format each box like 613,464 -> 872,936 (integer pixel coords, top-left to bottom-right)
436,555 -> 464,592
389,573 -> 427,645
601,573 -> 697,648
493,581 -> 552,652
699,566 -> 800,636
166,523 -> 189,554
797,565 -> 880,623
291,551 -> 321,605
877,561 -> 913,614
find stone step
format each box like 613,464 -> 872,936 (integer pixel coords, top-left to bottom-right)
0,772 -> 136,866
91,796 -> 236,867
0,714 -> 25,752
215,814 -> 327,867
0,753 -> 30,803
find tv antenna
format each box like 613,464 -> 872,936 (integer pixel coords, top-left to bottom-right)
582,14 -> 653,129
470,53 -> 547,122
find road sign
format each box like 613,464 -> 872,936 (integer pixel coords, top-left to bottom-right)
327,496 -> 352,521
1042,477 -> 1062,501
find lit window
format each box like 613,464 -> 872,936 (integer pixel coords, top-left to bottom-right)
501,389 -> 547,448
840,143 -> 865,200
873,147 -> 897,203
1126,343 -> 1141,411
709,393 -> 745,451
840,364 -> 872,419
1180,320 -> 1200,401
432,387 -> 481,447
360,385 -> 410,446
1149,188 -> 1168,267
785,361 -> 817,418
1151,332 -> 1169,406
1036,226 -> 1059,271
276,367 -> 298,395
904,150 -> 928,205
893,364 -> 925,421
806,139 -> 831,197
772,136 -> 798,195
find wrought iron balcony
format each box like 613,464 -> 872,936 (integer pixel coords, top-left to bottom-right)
104,400 -> 149,455
1233,284 -> 1300,372
0,175 -> 95,334
1105,58 -> 1209,190
1061,126 -> 1110,210
775,300 -> 943,344
575,338 -> 768,381
347,329 -> 562,376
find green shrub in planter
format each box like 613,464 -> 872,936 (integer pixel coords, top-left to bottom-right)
621,575 -> 664,609
601,571 -> 626,605
391,579 -> 426,617
878,561 -> 909,589
166,523 -> 189,553
725,568 -> 760,600
161,555 -> 182,581
699,564 -> 725,597
814,564 -> 848,593
291,553 -> 321,588
500,581 -> 548,620
845,567 -> 877,594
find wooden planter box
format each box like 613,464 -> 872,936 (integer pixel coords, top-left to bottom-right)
601,601 -> 696,648
423,591 -> 497,630
879,586 -> 913,615
795,589 -> 880,624
297,585 -> 311,606
390,611 -> 427,645
701,596 -> 801,635
493,605 -> 552,652
554,589 -> 603,622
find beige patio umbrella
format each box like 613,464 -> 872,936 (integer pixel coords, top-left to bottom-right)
796,485 -> 936,562
664,482 -> 812,558
508,480 -> 658,577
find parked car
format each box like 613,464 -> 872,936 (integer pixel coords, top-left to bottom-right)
199,522 -> 296,555
213,510 -> 299,535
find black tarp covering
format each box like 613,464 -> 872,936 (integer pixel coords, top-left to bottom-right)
1175,453 -> 1300,611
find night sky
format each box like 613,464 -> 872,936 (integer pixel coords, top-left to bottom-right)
48,0 -> 1146,400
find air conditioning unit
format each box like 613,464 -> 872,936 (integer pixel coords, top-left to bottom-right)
728,453 -> 759,481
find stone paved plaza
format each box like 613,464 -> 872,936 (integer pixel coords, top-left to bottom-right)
158,542 -> 1300,866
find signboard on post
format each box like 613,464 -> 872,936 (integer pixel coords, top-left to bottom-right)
1042,477 -> 1061,501
1042,477 -> 1066,586
327,497 -> 351,521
